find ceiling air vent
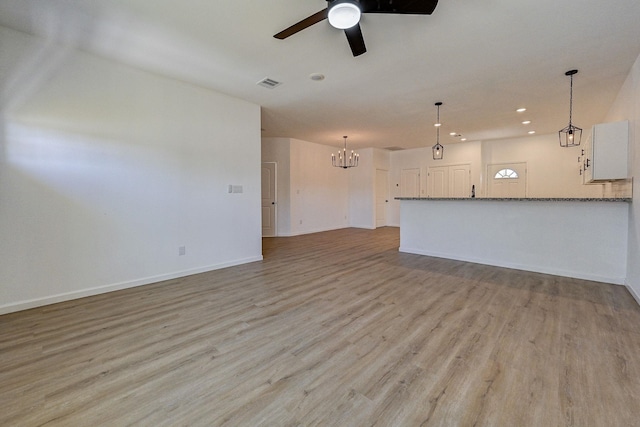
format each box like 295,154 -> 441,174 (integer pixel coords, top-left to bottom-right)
384,146 -> 405,151
257,77 -> 282,89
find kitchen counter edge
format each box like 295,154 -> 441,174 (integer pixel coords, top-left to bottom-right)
395,197 -> 632,202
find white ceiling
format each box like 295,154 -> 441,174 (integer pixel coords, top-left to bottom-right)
1,0 -> 639,151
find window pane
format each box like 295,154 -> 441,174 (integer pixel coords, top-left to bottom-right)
494,168 -> 519,179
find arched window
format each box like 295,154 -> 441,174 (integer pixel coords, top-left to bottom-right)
494,168 -> 519,179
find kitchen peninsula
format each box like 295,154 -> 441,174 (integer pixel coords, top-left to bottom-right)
396,197 -> 632,284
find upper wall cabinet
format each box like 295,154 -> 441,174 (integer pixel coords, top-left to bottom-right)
583,120 -> 629,183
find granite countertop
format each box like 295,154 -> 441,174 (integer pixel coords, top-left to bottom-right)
395,197 -> 632,202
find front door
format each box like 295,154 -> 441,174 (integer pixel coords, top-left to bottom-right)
488,163 -> 527,198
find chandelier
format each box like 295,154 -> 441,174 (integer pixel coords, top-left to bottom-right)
432,102 -> 444,160
331,136 -> 359,169
559,69 -> 582,147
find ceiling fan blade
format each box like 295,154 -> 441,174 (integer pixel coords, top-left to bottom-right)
273,9 -> 328,39
360,0 -> 439,14
344,24 -> 367,57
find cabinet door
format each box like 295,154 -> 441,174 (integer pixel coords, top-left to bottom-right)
449,164 -> 471,197
400,168 -> 421,197
428,164 -> 471,198
582,132 -> 593,184
592,121 -> 628,180
428,167 -> 448,197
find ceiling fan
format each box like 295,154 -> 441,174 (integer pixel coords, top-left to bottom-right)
274,0 -> 439,57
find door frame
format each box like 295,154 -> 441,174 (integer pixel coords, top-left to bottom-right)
261,161 -> 277,237
376,169 -> 389,228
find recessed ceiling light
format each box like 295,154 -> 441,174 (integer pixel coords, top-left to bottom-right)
434,123 -> 442,127
309,73 -> 325,81
461,138 -> 467,141
522,120 -> 531,125
517,108 -> 527,113
528,130 -> 536,134
449,132 -> 457,136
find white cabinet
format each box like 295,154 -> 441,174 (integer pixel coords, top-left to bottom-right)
583,120 -> 629,183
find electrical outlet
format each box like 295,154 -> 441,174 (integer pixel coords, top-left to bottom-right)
178,246 -> 186,256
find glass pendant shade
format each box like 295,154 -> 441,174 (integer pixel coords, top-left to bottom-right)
559,69 -> 582,147
328,1 -> 361,29
432,142 -> 444,160
559,124 -> 582,148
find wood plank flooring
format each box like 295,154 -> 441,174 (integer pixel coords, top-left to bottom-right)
2,227 -> 640,426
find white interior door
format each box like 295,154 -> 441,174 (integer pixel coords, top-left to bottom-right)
449,164 -> 471,197
428,166 -> 448,197
376,169 -> 389,228
488,163 -> 526,198
261,162 -> 277,236
400,168 -> 421,197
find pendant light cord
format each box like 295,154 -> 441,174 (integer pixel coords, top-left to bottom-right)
436,104 -> 440,144
569,73 -> 573,127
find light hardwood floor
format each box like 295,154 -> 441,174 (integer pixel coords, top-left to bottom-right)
2,227 -> 640,426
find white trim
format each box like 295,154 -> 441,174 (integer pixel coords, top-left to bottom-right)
349,224 -> 376,230
400,246 -> 625,285
626,283 -> 640,306
0,256 -> 263,315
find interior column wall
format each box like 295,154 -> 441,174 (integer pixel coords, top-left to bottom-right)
604,52 -> 640,301
0,27 -> 262,314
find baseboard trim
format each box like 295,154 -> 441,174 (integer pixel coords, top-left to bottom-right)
399,246 -> 625,285
0,255 -> 263,315
626,283 -> 640,307
277,226 -> 352,237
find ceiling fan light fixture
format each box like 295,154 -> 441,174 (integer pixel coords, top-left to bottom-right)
328,1 -> 361,29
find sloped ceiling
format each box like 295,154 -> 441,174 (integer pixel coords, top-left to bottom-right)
1,0 -> 639,151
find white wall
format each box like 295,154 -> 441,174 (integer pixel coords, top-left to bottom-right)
349,148 -> 375,229
400,200 -> 628,285
481,134 -> 604,198
0,27 -> 262,314
388,142 -> 482,225
604,52 -> 640,302
261,137 -> 349,236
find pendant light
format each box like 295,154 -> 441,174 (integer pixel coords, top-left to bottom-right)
331,136 -> 359,169
432,102 -> 444,160
558,69 -> 582,147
